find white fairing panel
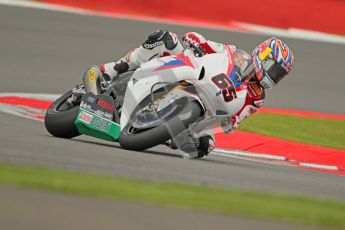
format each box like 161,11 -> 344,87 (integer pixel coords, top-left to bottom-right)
120,55 -> 199,129
120,51 -> 248,131
194,53 -> 247,116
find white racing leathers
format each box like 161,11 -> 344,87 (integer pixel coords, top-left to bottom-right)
83,30 -> 182,94
100,30 -> 183,79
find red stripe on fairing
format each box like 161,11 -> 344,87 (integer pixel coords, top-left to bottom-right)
259,108 -> 345,121
155,53 -> 195,71
0,97 -> 52,109
155,65 -> 183,71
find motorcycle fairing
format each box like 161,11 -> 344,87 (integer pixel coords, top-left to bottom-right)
120,54 -> 201,130
120,51 -> 248,133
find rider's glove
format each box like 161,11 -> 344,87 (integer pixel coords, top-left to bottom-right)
182,32 -> 206,57
114,61 -> 129,74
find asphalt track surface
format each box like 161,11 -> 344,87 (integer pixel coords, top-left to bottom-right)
0,4 -> 345,229
0,186 -> 332,230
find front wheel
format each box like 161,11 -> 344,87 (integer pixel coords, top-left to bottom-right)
119,98 -> 202,151
44,90 -> 81,139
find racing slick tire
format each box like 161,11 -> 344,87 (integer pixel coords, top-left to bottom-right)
44,90 -> 81,139
119,98 -> 203,151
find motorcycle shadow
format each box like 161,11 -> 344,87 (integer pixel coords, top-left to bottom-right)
44,135 -> 214,160
70,137 -> 182,159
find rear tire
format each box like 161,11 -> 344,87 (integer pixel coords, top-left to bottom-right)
119,98 -> 202,151
44,90 -> 80,139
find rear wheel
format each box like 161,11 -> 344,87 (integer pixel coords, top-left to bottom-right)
44,90 -> 81,138
119,98 -> 202,151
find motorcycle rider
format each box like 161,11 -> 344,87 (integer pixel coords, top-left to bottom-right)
82,30 -> 294,157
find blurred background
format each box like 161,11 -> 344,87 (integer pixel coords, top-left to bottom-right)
1,1 -> 345,230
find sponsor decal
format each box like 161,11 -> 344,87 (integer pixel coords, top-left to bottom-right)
88,68 -> 97,83
97,99 -> 114,112
91,116 -> 112,132
79,111 -> 93,124
248,82 -> 262,97
87,96 -> 96,103
260,80 -> 271,89
143,41 -> 163,49
80,101 -> 92,110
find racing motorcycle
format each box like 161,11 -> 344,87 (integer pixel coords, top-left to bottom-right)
44,48 -> 253,158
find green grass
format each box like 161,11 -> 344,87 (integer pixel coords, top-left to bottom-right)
1,163 -> 345,229
238,113 -> 345,150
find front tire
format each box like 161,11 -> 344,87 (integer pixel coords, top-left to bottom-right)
44,90 -> 81,139
119,98 -> 202,151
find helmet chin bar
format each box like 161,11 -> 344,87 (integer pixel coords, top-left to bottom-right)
260,76 -> 276,89
261,59 -> 288,87
262,59 -> 275,72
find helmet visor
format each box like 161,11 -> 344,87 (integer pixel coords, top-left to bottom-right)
262,59 -> 288,84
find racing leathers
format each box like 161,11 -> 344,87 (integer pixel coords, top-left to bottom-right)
82,30 -> 265,157
83,30 -> 183,94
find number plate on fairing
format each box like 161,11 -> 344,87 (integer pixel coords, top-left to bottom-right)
75,93 -> 121,142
